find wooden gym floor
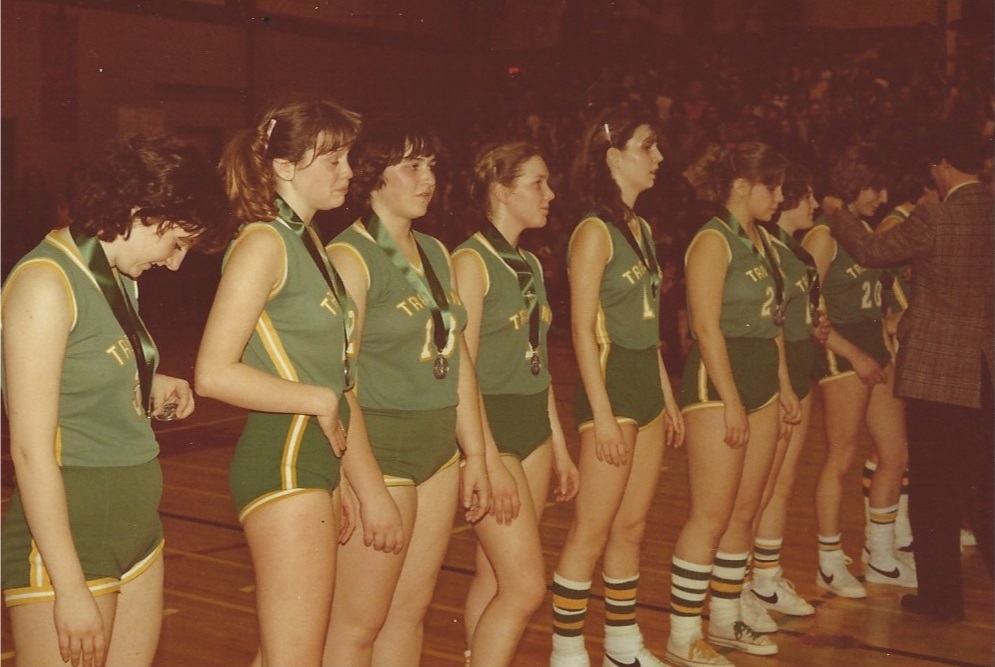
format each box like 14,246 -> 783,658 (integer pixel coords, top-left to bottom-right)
2,333 -> 992,666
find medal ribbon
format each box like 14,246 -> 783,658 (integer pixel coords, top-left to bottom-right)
616,215 -> 661,295
777,226 -> 821,323
479,221 -> 542,364
365,214 -> 452,361
73,231 -> 158,416
275,197 -> 354,390
717,208 -> 784,320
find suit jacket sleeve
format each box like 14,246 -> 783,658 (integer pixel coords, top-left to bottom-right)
828,205 -> 935,268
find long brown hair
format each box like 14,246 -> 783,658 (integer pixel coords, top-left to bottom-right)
220,99 -> 361,224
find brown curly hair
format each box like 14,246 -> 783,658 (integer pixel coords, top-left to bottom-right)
70,135 -> 234,253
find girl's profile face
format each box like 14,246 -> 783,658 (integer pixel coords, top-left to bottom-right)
373,152 -> 437,221
611,124 -> 663,196
502,156 -> 555,230
279,132 -> 353,220
747,181 -> 784,222
116,220 -> 196,279
852,186 -> 888,218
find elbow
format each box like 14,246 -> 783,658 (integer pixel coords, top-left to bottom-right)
193,364 -> 219,400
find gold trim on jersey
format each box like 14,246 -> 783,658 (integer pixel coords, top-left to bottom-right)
255,311 -> 299,382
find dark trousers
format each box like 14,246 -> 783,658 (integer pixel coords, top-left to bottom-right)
906,368 -> 994,613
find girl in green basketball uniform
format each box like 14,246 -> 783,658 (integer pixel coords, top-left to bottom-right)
666,142 -> 799,667
196,101 -> 402,667
324,118 -> 493,667
2,136 -> 233,667
550,108 -> 684,667
741,164 -> 821,632
453,142 -> 580,667
858,165 -> 937,563
804,145 -> 916,599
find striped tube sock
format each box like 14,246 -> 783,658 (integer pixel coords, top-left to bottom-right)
708,551 -> 749,628
603,573 -> 638,630
818,533 -> 844,567
669,557 -> 712,645
867,504 -> 900,568
751,537 -> 783,594
603,574 -> 643,658
551,572 -> 590,655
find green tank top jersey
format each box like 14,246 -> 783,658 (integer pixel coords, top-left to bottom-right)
567,215 -> 660,350
226,219 -> 354,397
685,215 -> 780,340
880,206 -> 912,313
771,229 -> 814,343
1,232 -> 158,467
330,221 -> 466,412
452,232 -> 552,396
805,218 -> 882,326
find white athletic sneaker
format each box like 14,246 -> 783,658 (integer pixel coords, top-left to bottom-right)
551,649 -> 591,667
602,646 -> 670,667
740,583 -> 778,633
665,636 -> 733,667
865,556 -> 918,588
750,570 -> 815,616
707,620 -> 778,656
816,557 -> 867,598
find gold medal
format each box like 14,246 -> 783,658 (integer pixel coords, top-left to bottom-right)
530,351 -> 542,376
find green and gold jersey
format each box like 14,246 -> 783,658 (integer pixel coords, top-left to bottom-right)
1,231 -> 158,467
567,214 -> 660,350
805,217 -> 882,326
330,220 -> 466,412
227,217 -> 355,399
453,232 -> 552,396
770,227 -> 815,343
685,214 -> 780,340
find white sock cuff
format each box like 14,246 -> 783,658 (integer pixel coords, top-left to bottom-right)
553,572 -> 591,590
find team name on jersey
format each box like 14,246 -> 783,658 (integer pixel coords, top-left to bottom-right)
508,304 -> 553,330
105,335 -> 134,366
621,262 -> 649,285
745,264 -> 770,282
794,275 -> 810,294
395,289 -> 463,317
844,264 -> 867,279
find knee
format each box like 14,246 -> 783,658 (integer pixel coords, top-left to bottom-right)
609,516 -> 648,549
500,566 -> 548,617
566,522 -> 612,559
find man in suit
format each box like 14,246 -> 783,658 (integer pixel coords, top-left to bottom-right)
823,127 -> 993,622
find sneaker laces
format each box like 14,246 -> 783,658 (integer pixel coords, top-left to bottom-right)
732,621 -> 764,642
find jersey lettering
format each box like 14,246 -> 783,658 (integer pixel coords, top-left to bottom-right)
845,264 -> 867,279
745,265 -> 770,282
105,336 -> 134,366
395,294 -> 429,316
621,262 -> 647,285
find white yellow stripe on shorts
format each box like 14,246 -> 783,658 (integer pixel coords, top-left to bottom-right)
4,539 -> 164,607
679,358 -> 724,414
237,414 -> 312,521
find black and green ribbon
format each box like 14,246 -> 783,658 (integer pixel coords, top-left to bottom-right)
616,215 -> 661,296
73,231 -> 158,416
777,225 -> 821,324
480,220 -> 542,374
274,197 -> 354,390
365,214 -> 452,376
718,208 -> 785,323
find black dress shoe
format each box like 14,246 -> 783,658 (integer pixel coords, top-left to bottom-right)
901,594 -> 964,622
